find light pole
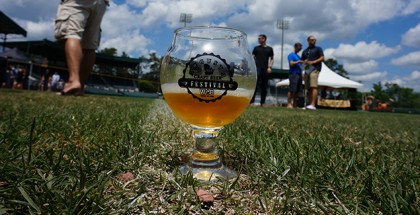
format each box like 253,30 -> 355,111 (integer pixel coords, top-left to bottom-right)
277,19 -> 289,70
179,13 -> 192,27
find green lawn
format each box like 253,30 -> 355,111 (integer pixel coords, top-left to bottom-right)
0,89 -> 419,214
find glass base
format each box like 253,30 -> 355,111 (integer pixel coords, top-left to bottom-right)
179,165 -> 237,182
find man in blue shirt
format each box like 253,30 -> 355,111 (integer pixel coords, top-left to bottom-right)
287,42 -> 303,108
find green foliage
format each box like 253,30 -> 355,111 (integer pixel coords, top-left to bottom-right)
371,82 -> 420,108
140,52 -> 162,82
121,51 -> 130,58
324,58 -> 349,78
98,47 -> 118,56
137,80 -> 159,93
384,82 -> 420,108
371,82 -> 389,102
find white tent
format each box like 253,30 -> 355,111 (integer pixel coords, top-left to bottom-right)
275,62 -> 363,89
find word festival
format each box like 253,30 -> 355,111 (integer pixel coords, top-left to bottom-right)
185,79 -> 229,90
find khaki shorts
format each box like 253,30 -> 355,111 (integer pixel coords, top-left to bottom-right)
55,0 -> 108,49
304,69 -> 320,89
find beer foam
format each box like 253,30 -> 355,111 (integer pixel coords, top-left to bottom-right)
161,83 -> 254,98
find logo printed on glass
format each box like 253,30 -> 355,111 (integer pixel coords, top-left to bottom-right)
178,53 -> 238,103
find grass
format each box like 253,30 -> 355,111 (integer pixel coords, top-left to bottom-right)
0,89 -> 419,214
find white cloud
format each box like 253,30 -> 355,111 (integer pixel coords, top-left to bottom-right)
323,48 -> 336,60
410,70 -> 420,80
388,70 -> 420,91
138,1 -> 170,27
348,70 -> 389,92
24,20 -> 54,40
350,71 -> 387,82
126,0 -> 151,8
332,41 -> 400,62
101,32 -> 150,56
101,4 -> 143,38
1,0 -> 57,21
390,51 -> 420,67
402,23 -> 420,47
1,0 -> 417,60
350,0 -> 405,23
344,60 -> 379,74
401,0 -> 420,15
271,43 -> 295,69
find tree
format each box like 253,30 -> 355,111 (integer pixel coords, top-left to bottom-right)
121,51 -> 130,58
141,52 -> 162,82
324,58 -> 349,78
370,82 -> 420,108
371,82 -> 389,102
384,83 -> 420,108
98,47 -> 117,56
135,52 -> 163,93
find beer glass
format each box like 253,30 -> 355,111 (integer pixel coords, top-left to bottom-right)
160,26 -> 256,182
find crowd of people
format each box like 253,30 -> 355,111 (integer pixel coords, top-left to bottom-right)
0,65 -> 64,92
37,70 -> 64,92
251,34 -> 324,110
1,64 -> 29,89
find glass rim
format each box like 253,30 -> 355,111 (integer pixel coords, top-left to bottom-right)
174,26 -> 247,40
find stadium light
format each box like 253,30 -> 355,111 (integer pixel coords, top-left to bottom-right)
180,13 -> 192,27
277,19 -> 289,70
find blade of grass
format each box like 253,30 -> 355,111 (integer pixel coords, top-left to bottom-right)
18,186 -> 41,214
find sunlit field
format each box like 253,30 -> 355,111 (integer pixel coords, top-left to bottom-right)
0,89 -> 419,214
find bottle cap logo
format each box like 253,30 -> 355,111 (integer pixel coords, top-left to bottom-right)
178,53 -> 238,103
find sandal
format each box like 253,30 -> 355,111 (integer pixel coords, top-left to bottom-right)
56,89 -> 79,96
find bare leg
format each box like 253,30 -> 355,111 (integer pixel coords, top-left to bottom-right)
287,92 -> 293,108
310,87 -> 318,107
78,49 -> 96,94
292,92 -> 298,108
62,38 -> 83,93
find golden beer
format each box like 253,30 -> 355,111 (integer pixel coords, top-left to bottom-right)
163,92 -> 250,128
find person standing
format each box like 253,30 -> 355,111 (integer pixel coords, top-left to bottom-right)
13,65 -> 24,89
41,69 -> 50,91
54,0 -> 109,96
287,42 -> 303,108
301,35 -> 324,110
250,34 -> 274,106
4,65 -> 14,88
51,71 -> 60,91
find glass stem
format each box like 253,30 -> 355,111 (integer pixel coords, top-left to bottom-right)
190,128 -> 222,168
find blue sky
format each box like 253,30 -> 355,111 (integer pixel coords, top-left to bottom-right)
2,0 -> 420,92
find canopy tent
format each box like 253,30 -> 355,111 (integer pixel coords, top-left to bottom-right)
275,62 -> 363,89
0,11 -> 27,36
1,11 -> 27,52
